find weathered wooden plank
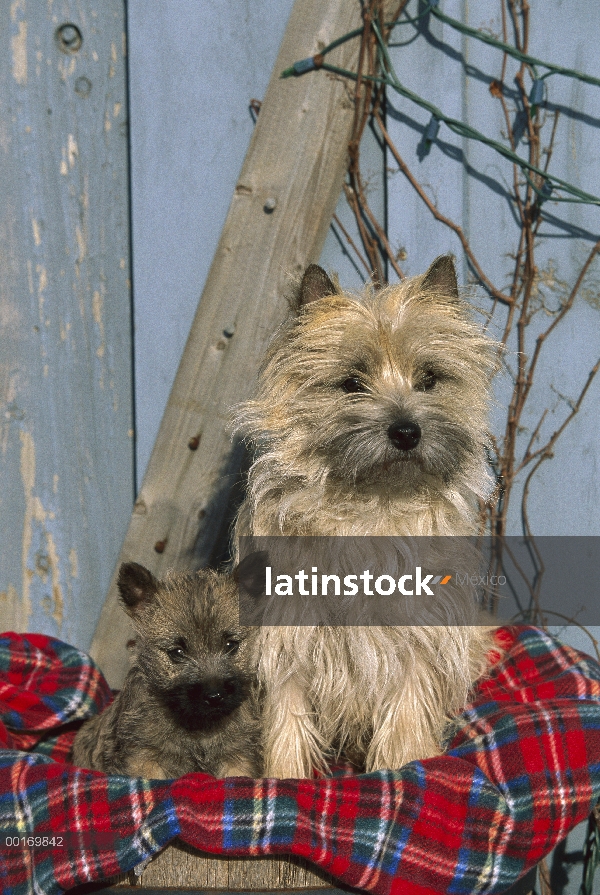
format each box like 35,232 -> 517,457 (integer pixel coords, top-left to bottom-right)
0,0 -> 132,649
91,0 -> 381,687
114,844 -> 338,890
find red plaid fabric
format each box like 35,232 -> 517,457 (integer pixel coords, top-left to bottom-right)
0,626 -> 599,895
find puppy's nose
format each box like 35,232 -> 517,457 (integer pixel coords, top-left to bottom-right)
202,678 -> 231,705
388,420 -> 421,451
204,690 -> 224,705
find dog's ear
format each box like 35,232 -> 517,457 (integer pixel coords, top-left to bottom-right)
118,562 -> 159,614
419,254 -> 459,300
234,551 -> 269,598
297,264 -> 337,307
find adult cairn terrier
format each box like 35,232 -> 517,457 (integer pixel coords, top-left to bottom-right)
233,255 -> 500,778
71,560 -> 263,778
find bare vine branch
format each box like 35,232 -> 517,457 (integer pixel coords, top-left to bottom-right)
332,0 -> 600,622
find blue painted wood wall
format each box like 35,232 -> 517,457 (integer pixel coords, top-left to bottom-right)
0,0 -> 132,649
1,2 -> 599,889
2,0 -> 599,672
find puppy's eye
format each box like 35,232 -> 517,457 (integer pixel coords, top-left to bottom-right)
166,646 -> 186,662
341,377 -> 366,394
415,370 -> 438,392
224,639 -> 240,655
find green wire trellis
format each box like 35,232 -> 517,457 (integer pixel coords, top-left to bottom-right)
281,0 -> 600,207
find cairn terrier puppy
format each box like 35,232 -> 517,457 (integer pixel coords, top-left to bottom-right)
71,559 -> 263,779
233,255 -> 500,778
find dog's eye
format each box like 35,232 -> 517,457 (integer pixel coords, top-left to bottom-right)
224,639 -> 240,655
166,646 -> 186,662
415,370 -> 438,392
341,377 -> 366,394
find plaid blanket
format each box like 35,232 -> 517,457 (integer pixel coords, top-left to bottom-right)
0,627 -> 599,895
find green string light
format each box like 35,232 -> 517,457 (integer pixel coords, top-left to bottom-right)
428,2 -> 600,89
283,2 -> 600,89
281,2 -> 600,207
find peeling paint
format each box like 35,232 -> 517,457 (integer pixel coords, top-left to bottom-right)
18,430 -> 35,629
92,289 -> 103,327
67,134 -> 78,168
69,549 -> 78,579
58,56 -> 76,82
19,431 -> 64,629
0,296 -> 20,329
36,263 -> 47,318
0,583 -> 29,633
10,0 -> 25,22
0,118 -> 10,155
11,21 -> 27,86
75,225 -> 86,267
581,285 -> 600,311
93,285 -> 106,373
40,520 -> 63,626
109,40 -> 118,80
113,102 -> 121,118
31,217 -> 41,246
0,369 -> 24,457
81,174 -> 89,210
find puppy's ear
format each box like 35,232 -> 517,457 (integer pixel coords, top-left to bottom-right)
118,562 -> 159,614
419,254 -> 459,300
297,264 -> 337,308
234,551 -> 269,598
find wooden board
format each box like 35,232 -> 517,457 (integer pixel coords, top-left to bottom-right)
0,0 -> 132,649
91,0 -> 381,687
70,843 -> 538,892
112,844 -> 339,890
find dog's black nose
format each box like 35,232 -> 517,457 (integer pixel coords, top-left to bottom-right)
388,421 -> 421,451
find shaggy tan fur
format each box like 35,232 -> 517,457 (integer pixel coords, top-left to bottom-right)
233,255 -> 500,778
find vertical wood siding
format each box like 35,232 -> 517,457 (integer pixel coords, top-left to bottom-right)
0,0 -> 132,648
127,0 -> 298,487
1,0 -> 598,666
